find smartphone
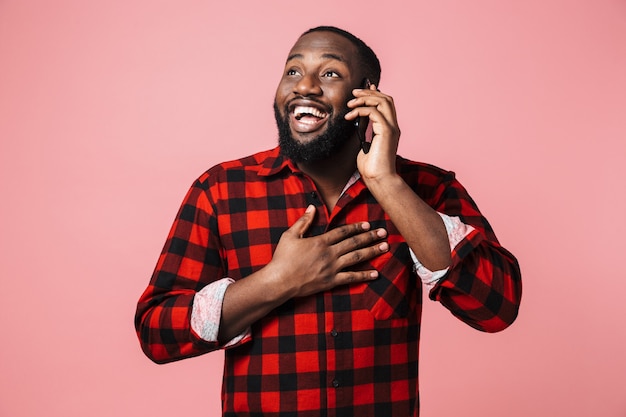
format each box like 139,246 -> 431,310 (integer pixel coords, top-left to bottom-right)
354,78 -> 372,153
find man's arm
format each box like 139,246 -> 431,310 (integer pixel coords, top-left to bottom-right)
217,204 -> 389,343
347,85 -> 521,332
135,180 -> 389,363
347,85 -> 451,272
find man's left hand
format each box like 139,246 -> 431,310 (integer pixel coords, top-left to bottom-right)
345,84 -> 401,183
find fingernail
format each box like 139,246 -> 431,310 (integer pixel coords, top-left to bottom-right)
306,205 -> 314,213
370,271 -> 379,279
379,242 -> 389,252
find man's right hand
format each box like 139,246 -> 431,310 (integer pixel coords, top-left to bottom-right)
217,205 -> 389,343
267,204 -> 389,299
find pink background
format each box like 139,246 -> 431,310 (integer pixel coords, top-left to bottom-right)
1,1 -> 625,416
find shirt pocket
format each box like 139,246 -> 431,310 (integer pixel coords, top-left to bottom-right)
353,245 -> 421,321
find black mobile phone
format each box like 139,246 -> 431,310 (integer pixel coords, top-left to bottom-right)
354,78 -> 372,153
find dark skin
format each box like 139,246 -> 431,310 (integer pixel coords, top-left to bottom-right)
217,31 -> 450,343
275,33 -> 363,210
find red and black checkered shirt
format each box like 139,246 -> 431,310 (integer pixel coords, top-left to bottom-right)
135,146 -> 521,417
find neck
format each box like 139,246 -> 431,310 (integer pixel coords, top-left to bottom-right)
295,136 -> 360,212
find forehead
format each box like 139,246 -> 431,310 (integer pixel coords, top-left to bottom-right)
287,31 -> 359,64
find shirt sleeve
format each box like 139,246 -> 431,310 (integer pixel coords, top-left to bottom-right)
410,212 -> 475,289
416,166 -> 522,333
190,277 -> 251,348
134,174 -> 242,364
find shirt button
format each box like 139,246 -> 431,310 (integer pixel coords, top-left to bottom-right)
332,379 -> 340,388
310,191 -> 317,200
330,329 -> 338,337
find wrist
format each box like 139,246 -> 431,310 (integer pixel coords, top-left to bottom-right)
362,172 -> 403,195
262,261 -> 297,301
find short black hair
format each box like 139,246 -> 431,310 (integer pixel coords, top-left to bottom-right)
301,26 -> 381,85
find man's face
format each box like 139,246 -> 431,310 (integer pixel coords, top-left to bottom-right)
274,31 -> 363,162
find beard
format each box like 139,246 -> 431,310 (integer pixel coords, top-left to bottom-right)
274,101 -> 356,163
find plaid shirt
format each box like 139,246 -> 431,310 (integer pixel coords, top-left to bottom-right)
135,147 -> 522,417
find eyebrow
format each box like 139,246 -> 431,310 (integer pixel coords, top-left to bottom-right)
286,53 -> 347,63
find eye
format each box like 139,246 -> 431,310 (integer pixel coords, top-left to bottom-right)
286,68 -> 301,76
322,70 -> 340,78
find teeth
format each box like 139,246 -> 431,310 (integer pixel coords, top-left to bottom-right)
294,106 -> 326,120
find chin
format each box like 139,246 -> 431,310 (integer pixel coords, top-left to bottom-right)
274,102 -> 355,163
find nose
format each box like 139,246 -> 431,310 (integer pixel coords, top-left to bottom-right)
294,74 -> 322,96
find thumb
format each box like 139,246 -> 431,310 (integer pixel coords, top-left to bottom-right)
288,205 -> 316,238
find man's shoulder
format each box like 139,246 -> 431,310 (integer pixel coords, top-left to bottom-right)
396,155 -> 456,183
195,147 -> 282,185
212,147 -> 279,170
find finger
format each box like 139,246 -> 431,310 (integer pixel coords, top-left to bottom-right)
346,109 -> 397,145
332,227 -> 388,256
286,205 -> 316,238
350,87 -> 394,108
344,107 -> 388,131
345,101 -> 397,128
350,87 -> 392,103
348,96 -> 396,120
345,106 -> 385,124
346,95 -> 386,111
322,221 -> 372,245
336,236 -> 389,266
334,269 -> 380,285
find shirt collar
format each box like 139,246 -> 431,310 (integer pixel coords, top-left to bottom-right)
258,147 -> 298,177
257,147 -> 366,198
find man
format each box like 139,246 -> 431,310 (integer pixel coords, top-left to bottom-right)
135,26 -> 522,416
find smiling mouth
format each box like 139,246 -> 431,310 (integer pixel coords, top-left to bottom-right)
293,106 -> 328,122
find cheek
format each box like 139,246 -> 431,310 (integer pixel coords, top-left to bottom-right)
330,93 -> 351,112
275,81 -> 293,100
325,87 -> 352,106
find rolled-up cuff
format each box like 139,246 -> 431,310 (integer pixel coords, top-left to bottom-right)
191,277 -> 251,348
411,213 -> 475,289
